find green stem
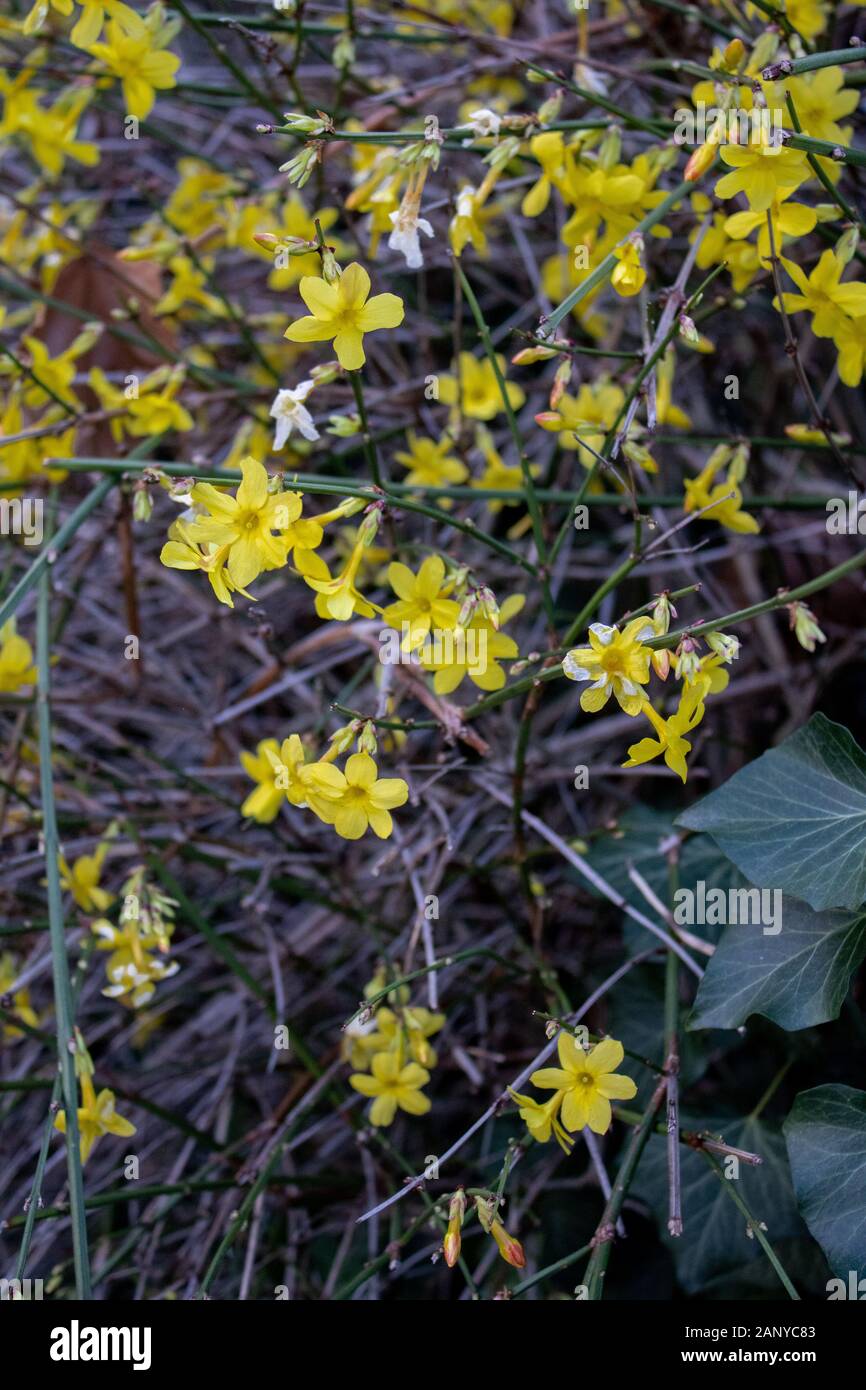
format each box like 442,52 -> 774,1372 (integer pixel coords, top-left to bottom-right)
36,557 -> 92,1300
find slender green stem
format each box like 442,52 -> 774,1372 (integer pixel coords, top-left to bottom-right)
37,557 -> 92,1300
701,1151 -> 800,1299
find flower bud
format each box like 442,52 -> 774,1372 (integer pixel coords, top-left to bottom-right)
132,485 -> 153,523
490,1219 -> 526,1269
788,602 -> 826,653
549,359 -> 571,410
476,585 -> 499,630
512,342 -> 560,365
358,720 -> 378,756
674,637 -> 702,682
321,246 -> 342,283
443,1189 -> 465,1268
706,631 -> 740,662
358,507 -> 382,547
835,225 -> 860,267
721,38 -> 746,73
327,412 -> 361,437
684,140 -> 718,182
651,648 -> 670,681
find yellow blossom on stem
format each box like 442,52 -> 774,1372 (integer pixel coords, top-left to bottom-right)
382,554 -> 460,651
349,1048 -> 431,1126
563,618 -> 656,716
59,839 -> 114,913
622,679 -> 710,782
284,262 -> 404,370
438,351 -> 525,421
714,131 -> 810,213
327,752 -> 408,841
0,619 -> 37,692
683,446 -> 760,534
86,16 -> 181,120
54,1070 -> 135,1164
184,457 -> 306,590
776,250 -> 866,339
0,952 -> 40,1038
443,1189 -> 465,1267
611,236 -> 646,297
530,1034 -> 636,1135
508,1087 -> 575,1152
393,431 -> 468,491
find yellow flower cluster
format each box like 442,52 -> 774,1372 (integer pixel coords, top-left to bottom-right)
241,736 -> 409,842
91,868 -> 179,1009
345,974 -> 444,1127
564,594 -> 740,783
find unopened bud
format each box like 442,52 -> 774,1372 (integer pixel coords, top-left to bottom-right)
835,225 -> 860,267
674,637 -> 702,682
684,140 -> 718,182
512,342 -> 560,365
721,38 -> 746,72
490,1218 -> 526,1269
358,720 -> 378,756
706,631 -> 740,662
132,486 -> 153,523
549,359 -> 571,410
788,602 -> 826,653
443,1189 -> 465,1268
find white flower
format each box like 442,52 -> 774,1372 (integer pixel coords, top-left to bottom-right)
269,380 -> 319,449
388,208 -> 434,270
467,108 -> 501,139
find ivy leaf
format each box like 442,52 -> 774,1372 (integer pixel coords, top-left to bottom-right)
688,897 -> 866,1031
784,1085 -> 866,1280
677,714 -> 866,912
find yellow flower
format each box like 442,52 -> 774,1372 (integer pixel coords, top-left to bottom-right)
59,840 -> 114,913
622,679 -> 710,782
683,445 -> 760,534
783,0 -> 829,40
349,1049 -> 431,1126
438,352 -> 525,422
724,187 -> 817,261
185,457 -> 307,589
239,739 -> 285,823
89,365 -> 193,440
777,250 -> 866,340
535,376 -> 625,470
295,537 -> 381,622
394,431 -> 468,491
471,426 -> 537,513
530,1034 -> 636,1135
0,619 -> 37,693
382,554 -> 460,652
54,1072 -> 135,1164
611,238 -> 646,297
714,131 -> 810,212
328,752 -> 408,841
0,79 -> 99,178
835,315 -> 866,388
563,617 -> 656,716
0,952 -> 40,1038
263,734 -> 347,822
420,592 -> 524,694
779,67 -> 858,146
86,16 -> 181,119
509,1087 -> 574,1152
367,1005 -> 445,1068
284,262 -> 404,370
153,255 -> 226,318
93,914 -> 179,1009
159,519 -> 252,610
